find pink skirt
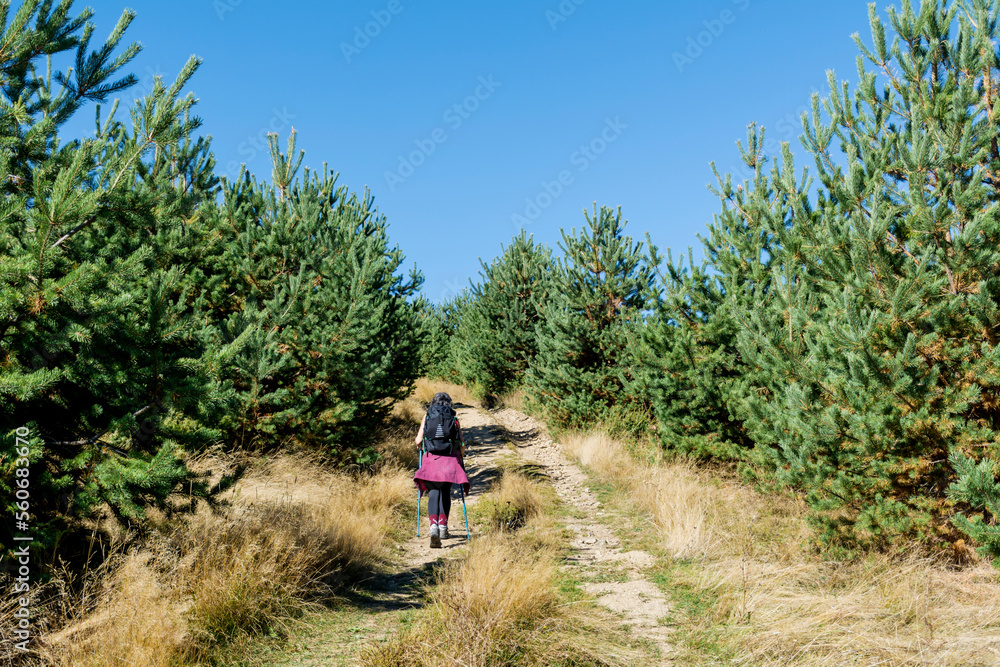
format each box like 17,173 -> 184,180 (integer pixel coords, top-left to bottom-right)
414,451 -> 470,494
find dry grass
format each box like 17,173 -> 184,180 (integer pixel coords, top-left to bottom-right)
377,391 -> 425,470
392,392 -> 425,423
360,444 -> 636,667
713,553 -> 1000,665
561,431 -> 809,560
35,552 -> 190,667
561,430 -> 1000,665
473,470 -> 548,532
360,532 -> 559,667
425,534 -> 561,662
184,458 -> 412,643
33,453 -> 413,666
375,378 -> 477,469
412,377 -> 477,407
495,387 -> 527,411
360,530 -> 635,667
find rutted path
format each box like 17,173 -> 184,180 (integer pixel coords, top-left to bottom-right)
490,408 -> 674,664
262,402 -> 673,665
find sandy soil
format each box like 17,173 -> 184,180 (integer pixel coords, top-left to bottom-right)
490,407 -> 674,662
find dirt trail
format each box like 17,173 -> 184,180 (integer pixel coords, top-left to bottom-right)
262,403 -> 673,665
392,402 -> 506,567
490,408 -> 674,663
259,403 -> 507,666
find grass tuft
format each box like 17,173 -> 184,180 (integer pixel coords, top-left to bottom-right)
473,470 -> 547,533
495,387 -> 526,412
36,552 -> 189,667
412,378 -> 477,407
33,454 -> 413,665
361,531 -> 635,667
361,440 -> 638,667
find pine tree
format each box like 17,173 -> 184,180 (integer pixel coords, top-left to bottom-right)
528,205 -> 656,430
946,451 -> 1000,561
193,132 -> 425,460
419,292 -> 470,382
0,2 -> 428,560
453,231 -> 553,400
705,0 -> 1000,550
630,248 -> 749,459
0,2 -> 220,541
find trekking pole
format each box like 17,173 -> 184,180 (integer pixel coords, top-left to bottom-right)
457,438 -> 470,540
460,485 -> 470,540
416,448 -> 423,538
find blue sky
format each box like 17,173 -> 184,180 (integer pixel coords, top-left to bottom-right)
71,0 -> 880,302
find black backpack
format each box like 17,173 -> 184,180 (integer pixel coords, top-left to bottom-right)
424,403 -> 458,454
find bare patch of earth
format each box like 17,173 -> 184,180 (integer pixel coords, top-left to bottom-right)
490,408 -> 674,662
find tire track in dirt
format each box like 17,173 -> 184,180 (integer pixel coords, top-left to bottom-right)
490,407 -> 675,664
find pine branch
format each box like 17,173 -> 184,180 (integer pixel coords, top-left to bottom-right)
49,211 -> 97,248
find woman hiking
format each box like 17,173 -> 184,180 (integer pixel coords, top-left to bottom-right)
414,392 -> 470,548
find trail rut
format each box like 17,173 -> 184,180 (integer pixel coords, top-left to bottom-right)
490,407 -> 674,663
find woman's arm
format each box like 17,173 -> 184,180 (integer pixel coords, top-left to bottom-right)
455,420 -> 465,464
414,415 -> 426,446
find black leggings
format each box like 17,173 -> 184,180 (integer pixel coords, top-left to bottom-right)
424,481 -> 452,518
